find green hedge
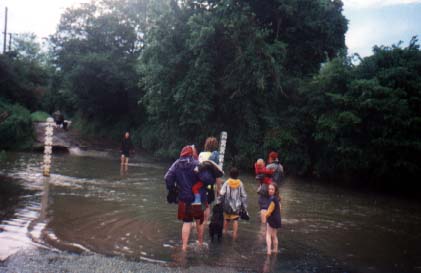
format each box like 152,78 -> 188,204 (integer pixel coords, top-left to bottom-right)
0,99 -> 33,150
30,111 -> 50,122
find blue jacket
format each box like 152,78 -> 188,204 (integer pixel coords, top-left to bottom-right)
165,156 -> 215,204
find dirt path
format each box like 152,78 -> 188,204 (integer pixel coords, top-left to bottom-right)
32,122 -> 117,151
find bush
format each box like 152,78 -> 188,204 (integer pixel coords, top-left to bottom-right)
0,99 -> 33,150
30,111 -> 50,122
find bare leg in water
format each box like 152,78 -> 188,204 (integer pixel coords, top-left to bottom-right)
232,220 -> 238,239
181,222 -> 192,251
196,219 -> 204,246
266,224 -> 278,255
120,155 -> 129,166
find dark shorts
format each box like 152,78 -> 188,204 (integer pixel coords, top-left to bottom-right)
178,201 -> 204,223
121,151 -> 130,157
268,215 -> 282,229
258,195 -> 270,210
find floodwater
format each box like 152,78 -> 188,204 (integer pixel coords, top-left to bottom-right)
1,151 -> 421,272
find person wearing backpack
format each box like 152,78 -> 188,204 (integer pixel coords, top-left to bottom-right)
164,145 -> 216,251
266,152 -> 284,185
255,158 -> 275,223
219,167 -> 248,239
197,137 -> 221,228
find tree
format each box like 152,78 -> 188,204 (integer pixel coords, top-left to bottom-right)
298,38 -> 421,187
0,33 -> 49,111
50,0 -> 148,131
140,0 -> 347,163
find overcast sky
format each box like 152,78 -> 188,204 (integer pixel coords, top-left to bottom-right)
0,0 -> 420,57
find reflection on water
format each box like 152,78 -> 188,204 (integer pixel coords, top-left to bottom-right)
1,152 -> 421,272
0,174 -> 45,260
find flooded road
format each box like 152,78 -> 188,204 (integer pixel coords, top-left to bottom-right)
1,151 -> 421,272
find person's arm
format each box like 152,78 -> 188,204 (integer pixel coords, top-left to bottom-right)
217,182 -> 227,204
279,164 -> 284,175
265,200 -> 275,218
279,195 -> 282,210
164,161 -> 177,191
262,167 -> 275,176
240,183 -> 247,208
219,182 -> 227,196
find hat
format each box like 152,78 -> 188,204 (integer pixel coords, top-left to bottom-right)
269,151 -> 278,160
180,146 -> 193,157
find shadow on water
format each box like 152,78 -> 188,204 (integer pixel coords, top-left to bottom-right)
1,152 -> 421,272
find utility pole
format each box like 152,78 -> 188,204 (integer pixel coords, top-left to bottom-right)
3,6 -> 7,53
8,32 -> 11,51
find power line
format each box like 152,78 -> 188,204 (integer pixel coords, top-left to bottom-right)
3,6 -> 7,53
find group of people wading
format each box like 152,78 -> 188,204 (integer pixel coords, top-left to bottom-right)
163,136 -> 284,255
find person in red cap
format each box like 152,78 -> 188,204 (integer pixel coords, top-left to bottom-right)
266,151 -> 284,185
255,158 -> 275,223
165,145 -> 217,251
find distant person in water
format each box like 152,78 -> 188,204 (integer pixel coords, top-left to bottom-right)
120,132 -> 133,166
53,110 -> 64,126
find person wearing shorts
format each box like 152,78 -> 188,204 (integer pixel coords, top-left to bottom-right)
165,145 -> 216,251
219,167 -> 247,239
120,132 -> 133,165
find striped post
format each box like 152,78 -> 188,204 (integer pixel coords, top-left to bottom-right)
218,131 -> 227,170
43,118 -> 54,176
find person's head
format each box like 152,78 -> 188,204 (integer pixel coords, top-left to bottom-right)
124,132 -> 130,139
229,167 -> 239,179
256,158 -> 265,168
268,151 -> 278,163
179,145 -> 198,159
204,137 -> 218,152
268,183 -> 279,198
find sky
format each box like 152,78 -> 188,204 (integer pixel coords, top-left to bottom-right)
0,0 -> 420,57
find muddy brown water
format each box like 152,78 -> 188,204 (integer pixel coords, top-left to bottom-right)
1,151 -> 421,272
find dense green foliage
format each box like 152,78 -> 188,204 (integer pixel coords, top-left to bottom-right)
140,0 -> 347,161
0,99 -> 33,150
0,34 -> 50,148
49,0 -> 150,137
0,36 -> 49,112
1,0 -> 420,189
297,38 -> 421,185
